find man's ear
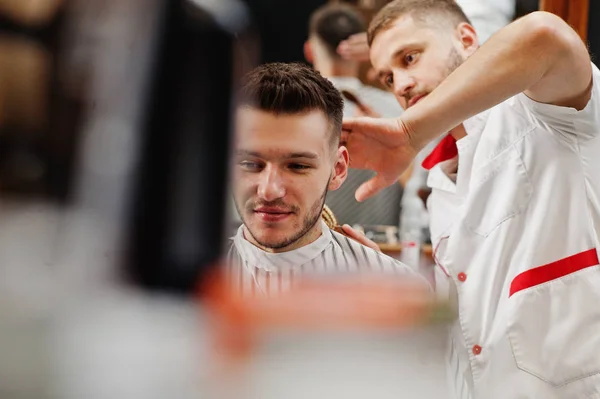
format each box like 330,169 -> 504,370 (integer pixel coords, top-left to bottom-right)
328,146 -> 349,191
304,40 -> 314,64
455,22 -> 479,58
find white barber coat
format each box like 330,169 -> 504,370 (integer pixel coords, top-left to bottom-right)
426,63 -> 600,399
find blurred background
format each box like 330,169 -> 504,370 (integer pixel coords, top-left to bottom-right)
0,0 -> 596,398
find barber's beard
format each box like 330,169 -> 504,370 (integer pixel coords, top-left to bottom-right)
241,181 -> 330,251
445,47 -> 465,76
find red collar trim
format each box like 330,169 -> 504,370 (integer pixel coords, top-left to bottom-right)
421,134 -> 458,170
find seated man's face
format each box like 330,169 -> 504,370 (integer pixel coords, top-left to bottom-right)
233,107 -> 348,251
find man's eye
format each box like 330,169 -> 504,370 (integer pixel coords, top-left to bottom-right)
288,163 -> 311,171
239,161 -> 262,171
384,74 -> 393,87
404,53 -> 418,65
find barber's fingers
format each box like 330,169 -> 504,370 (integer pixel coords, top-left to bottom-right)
342,116 -> 368,133
342,117 -> 357,137
340,129 -> 349,147
341,224 -> 380,252
343,116 -> 401,140
356,173 -> 390,202
342,116 -> 382,144
341,117 -> 372,147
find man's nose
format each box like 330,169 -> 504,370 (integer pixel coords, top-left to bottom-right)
257,166 -> 286,201
393,73 -> 416,99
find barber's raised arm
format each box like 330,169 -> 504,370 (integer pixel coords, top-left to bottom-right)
343,11 -> 592,202
404,11 -> 591,149
523,14 -> 592,110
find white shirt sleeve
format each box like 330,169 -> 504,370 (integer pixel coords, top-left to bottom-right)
514,62 -> 600,142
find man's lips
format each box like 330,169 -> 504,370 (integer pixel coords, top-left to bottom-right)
253,207 -> 293,222
408,94 -> 426,108
254,207 -> 292,214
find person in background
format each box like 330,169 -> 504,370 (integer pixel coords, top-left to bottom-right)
305,3 -> 402,118
342,0 -> 600,398
229,62 -> 422,296
305,3 -> 404,227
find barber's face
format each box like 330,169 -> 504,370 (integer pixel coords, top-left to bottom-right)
233,108 -> 348,252
370,15 -> 477,109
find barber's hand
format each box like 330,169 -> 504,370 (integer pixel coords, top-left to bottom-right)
340,224 -> 380,252
337,33 -> 370,62
342,117 -> 419,202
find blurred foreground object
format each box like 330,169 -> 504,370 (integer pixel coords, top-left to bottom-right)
0,0 -> 78,199
0,0 -> 253,398
203,270 -> 455,398
126,0 -> 255,293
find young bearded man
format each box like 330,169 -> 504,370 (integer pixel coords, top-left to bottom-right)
341,1 -> 600,398
229,62 -> 421,296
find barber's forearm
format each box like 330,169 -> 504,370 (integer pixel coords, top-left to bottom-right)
403,12 -> 569,151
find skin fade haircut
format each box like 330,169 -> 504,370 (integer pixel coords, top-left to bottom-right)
368,0 -> 472,46
238,62 -> 344,148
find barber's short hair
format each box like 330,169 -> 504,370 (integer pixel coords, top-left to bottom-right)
239,62 -> 344,147
309,3 -> 366,57
368,0 -> 471,46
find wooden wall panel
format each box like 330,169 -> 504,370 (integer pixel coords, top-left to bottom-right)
540,0 -> 589,41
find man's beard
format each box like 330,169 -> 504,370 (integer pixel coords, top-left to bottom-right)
445,46 -> 465,76
237,181 -> 330,250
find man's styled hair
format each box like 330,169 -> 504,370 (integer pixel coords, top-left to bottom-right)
368,0 -> 472,46
239,62 -> 344,146
309,3 -> 366,57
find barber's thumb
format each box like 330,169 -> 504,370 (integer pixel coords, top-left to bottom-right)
356,175 -> 387,202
